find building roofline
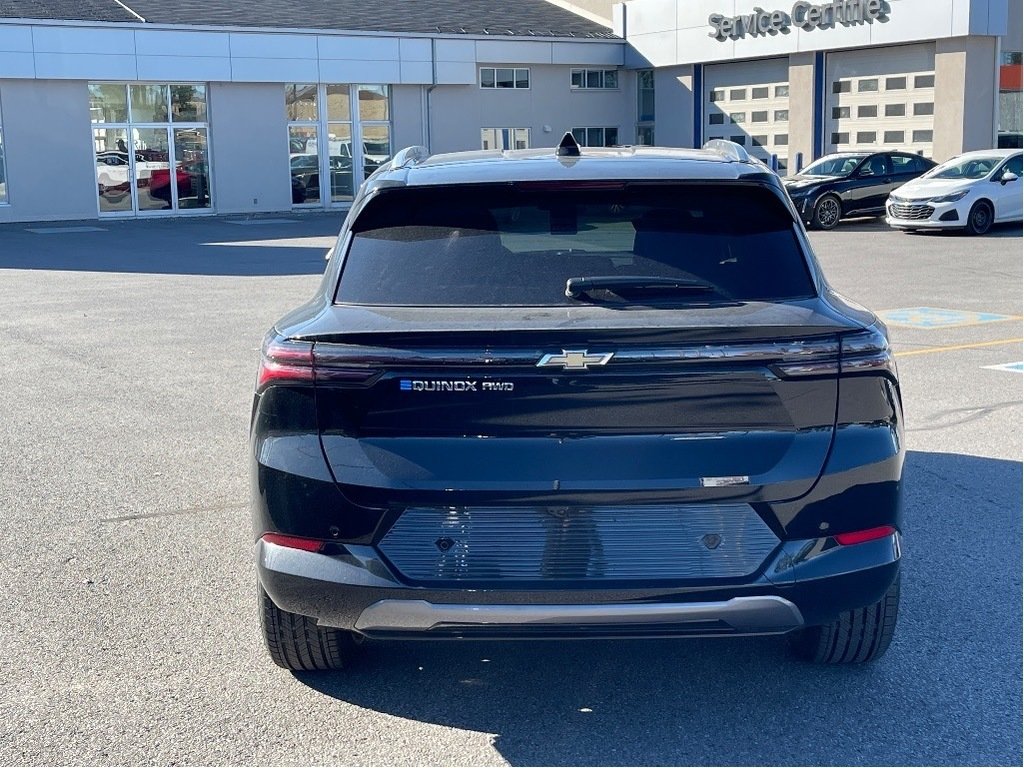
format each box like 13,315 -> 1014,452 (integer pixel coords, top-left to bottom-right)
0,16 -> 621,41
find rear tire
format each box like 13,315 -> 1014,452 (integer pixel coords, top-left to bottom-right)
811,195 -> 842,230
965,200 -> 993,235
259,584 -> 356,671
789,574 -> 900,664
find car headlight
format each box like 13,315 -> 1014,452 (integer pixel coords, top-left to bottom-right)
930,190 -> 970,204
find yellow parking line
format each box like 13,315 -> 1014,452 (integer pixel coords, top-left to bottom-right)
895,338 -> 1024,358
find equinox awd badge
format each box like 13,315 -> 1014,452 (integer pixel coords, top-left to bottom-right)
400,379 -> 514,392
537,349 -> 614,371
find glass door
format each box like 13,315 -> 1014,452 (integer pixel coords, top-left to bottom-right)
93,127 -> 134,214
133,127 -> 172,212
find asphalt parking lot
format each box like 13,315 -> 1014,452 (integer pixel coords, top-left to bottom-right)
0,213 -> 1021,766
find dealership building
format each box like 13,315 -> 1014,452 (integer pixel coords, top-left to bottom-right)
0,0 -> 1019,222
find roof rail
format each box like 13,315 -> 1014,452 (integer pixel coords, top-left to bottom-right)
701,139 -> 752,163
390,145 -> 430,169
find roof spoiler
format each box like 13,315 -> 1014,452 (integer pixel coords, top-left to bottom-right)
701,139 -> 752,164
390,145 -> 430,169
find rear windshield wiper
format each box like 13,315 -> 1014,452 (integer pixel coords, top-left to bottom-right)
565,275 -> 717,301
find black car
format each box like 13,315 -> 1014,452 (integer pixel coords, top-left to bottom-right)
252,136 -> 903,671
784,151 -> 936,229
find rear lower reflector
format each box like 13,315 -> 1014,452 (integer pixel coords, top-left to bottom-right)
834,525 -> 895,546
262,533 -> 325,552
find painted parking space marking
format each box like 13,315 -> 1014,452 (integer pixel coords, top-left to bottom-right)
982,361 -> 1024,373
895,338 -> 1023,358
878,307 -> 1019,329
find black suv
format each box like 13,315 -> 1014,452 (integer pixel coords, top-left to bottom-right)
784,151 -> 936,229
252,136 -> 903,671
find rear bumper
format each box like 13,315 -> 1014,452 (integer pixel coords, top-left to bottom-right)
256,532 -> 901,639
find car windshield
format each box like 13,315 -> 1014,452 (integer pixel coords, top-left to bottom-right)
798,156 -> 864,177
925,156 -> 1002,180
336,183 -> 815,307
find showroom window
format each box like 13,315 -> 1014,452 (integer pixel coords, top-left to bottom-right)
89,82 -> 211,216
0,97 -> 7,204
570,127 -> 619,147
571,69 -> 619,89
286,83 -> 391,208
481,128 -> 530,150
480,68 -> 530,89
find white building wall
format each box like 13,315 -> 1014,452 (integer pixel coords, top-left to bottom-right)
208,82 -> 291,215
429,64 -> 632,154
0,79 -> 97,223
620,0 -> 1009,67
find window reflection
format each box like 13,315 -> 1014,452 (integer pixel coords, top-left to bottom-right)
327,122 -> 354,202
286,83 -> 318,121
171,84 -> 207,122
361,124 -> 390,180
89,83 -> 128,123
130,84 -> 169,123
289,125 -> 320,204
174,128 -> 212,209
93,127 -> 133,213
358,85 -> 389,121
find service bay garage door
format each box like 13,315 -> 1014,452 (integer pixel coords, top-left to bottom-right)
826,44 -> 936,159
705,58 -> 791,174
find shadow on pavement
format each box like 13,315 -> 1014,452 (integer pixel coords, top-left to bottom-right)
820,219 -> 1022,237
298,450 -> 1023,767
0,214 -> 344,276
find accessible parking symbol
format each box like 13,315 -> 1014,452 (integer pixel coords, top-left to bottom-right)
878,307 -> 1018,329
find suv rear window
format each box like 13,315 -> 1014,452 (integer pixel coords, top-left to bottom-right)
336,184 -> 815,306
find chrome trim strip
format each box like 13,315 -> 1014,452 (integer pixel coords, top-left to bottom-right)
353,596 -> 804,633
313,338 -> 840,369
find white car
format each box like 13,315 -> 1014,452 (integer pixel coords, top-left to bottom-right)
886,149 -> 1022,235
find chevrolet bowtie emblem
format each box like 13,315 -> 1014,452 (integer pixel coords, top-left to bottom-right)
537,349 -> 614,371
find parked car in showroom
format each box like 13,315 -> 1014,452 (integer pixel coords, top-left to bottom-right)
251,136 -> 904,672
886,150 -> 1023,235
783,151 -> 936,229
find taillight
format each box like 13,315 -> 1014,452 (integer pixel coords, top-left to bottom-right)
834,525 -> 896,546
256,332 -> 314,392
261,532 -> 325,553
841,326 -> 897,378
